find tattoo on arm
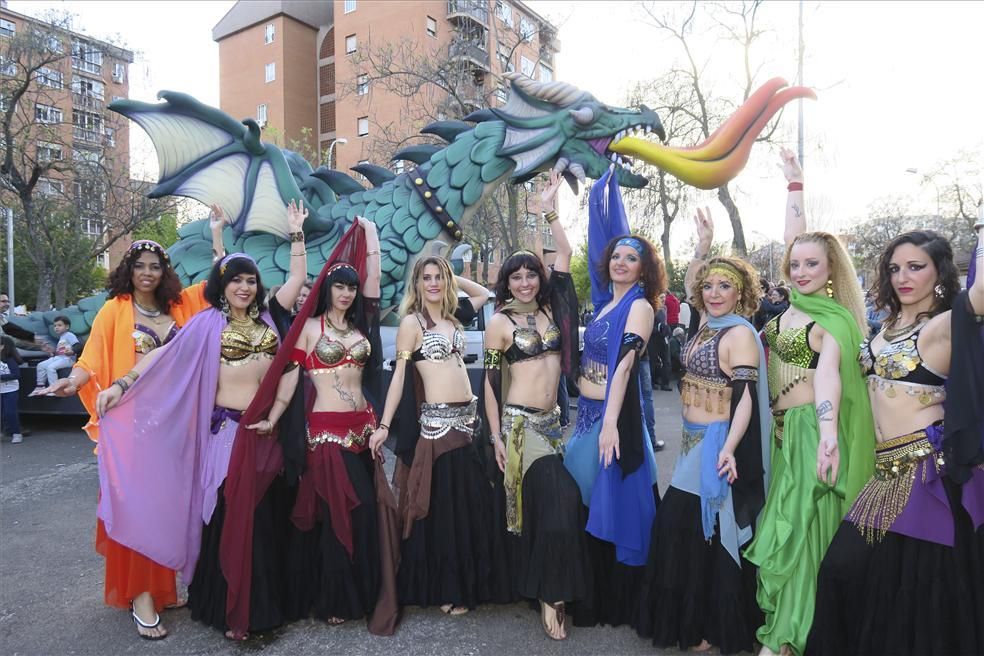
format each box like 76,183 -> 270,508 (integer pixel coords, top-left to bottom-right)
792,203 -> 802,218
816,400 -> 834,422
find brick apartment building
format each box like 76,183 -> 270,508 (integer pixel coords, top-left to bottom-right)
212,0 -> 561,280
0,5 -> 134,271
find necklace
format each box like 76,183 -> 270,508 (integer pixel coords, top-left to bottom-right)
133,300 -> 161,318
883,319 -> 923,342
326,316 -> 354,338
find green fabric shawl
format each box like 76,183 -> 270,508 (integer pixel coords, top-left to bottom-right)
789,289 -> 875,506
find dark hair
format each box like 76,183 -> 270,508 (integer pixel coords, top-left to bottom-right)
106,246 -> 182,314
493,251 -> 551,309
759,277 -> 771,294
53,315 -> 71,327
597,234 -> 666,312
313,264 -> 363,325
204,256 -> 267,315
772,286 -> 790,302
874,230 -> 959,323
1,335 -> 23,364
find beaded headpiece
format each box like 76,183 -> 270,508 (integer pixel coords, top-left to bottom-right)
219,252 -> 257,276
326,262 -> 357,276
127,239 -> 170,263
615,237 -> 644,254
705,262 -> 744,292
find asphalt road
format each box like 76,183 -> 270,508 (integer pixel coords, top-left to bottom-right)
0,388 -> 701,656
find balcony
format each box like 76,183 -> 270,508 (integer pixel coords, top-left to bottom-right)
72,92 -> 104,112
449,39 -> 490,72
73,126 -> 104,145
447,0 -> 488,28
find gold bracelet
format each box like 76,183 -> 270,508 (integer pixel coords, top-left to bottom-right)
367,249 -> 380,256
396,350 -> 413,361
543,210 -> 559,224
291,252 -> 307,257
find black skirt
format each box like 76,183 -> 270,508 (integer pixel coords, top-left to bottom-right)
187,476 -> 293,634
284,449 -> 380,622
808,476 -> 984,656
397,443 -> 504,609
636,486 -> 761,655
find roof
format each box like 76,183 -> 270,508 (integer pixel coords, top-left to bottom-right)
212,0 -> 333,41
0,6 -> 134,62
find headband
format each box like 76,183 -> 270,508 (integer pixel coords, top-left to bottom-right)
127,239 -> 170,263
326,262 -> 357,276
705,262 -> 744,291
219,252 -> 257,276
509,249 -> 538,259
616,237 -> 644,254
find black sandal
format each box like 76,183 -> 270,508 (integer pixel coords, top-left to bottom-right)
131,607 -> 167,640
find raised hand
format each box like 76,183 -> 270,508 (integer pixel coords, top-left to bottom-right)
779,147 -> 803,184
286,199 -> 308,233
208,204 -> 231,231
356,215 -> 377,233
694,206 -> 714,256
539,169 -> 564,212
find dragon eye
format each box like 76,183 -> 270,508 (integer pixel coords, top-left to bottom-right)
569,107 -> 594,125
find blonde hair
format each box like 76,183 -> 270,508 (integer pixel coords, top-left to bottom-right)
782,231 -> 866,331
399,256 -> 461,324
689,256 -> 762,318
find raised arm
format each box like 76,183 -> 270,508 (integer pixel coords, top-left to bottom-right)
273,200 -> 310,311
359,217 -> 381,299
209,204 -> 229,262
813,330 -> 843,485
368,316 -> 417,459
540,170 -> 572,273
456,276 -> 490,314
780,147 -> 806,247
685,207 -> 714,306
970,209 -> 984,314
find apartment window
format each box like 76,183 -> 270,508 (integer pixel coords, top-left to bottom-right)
96,252 -> 109,269
104,127 -> 115,147
357,116 -> 368,137
72,40 -> 102,74
520,55 -> 535,78
73,147 -> 100,163
519,16 -> 535,41
73,109 -> 103,143
37,142 -> 63,162
344,0 -> 357,13
394,160 -> 405,175
0,56 -> 15,76
112,62 -> 125,83
345,34 -> 357,55
264,24 -> 275,44
38,178 -> 63,196
496,43 -> 513,72
426,16 -> 437,38
495,1 -> 513,27
45,36 -> 62,53
81,217 -> 104,237
356,74 -> 369,96
539,64 -> 553,83
36,67 -> 64,89
0,19 -> 15,38
73,75 -> 105,100
256,103 -> 268,126
495,86 -> 507,103
35,103 -> 62,124
0,95 -> 7,112
265,62 -> 276,83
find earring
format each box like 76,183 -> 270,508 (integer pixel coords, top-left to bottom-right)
825,279 -> 834,299
220,296 -> 230,316
934,283 -> 944,298
608,281 -> 614,294
736,301 -> 744,315
637,280 -> 645,289
248,301 -> 260,319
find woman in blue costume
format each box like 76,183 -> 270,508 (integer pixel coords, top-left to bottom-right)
637,208 -> 771,654
564,167 -> 663,627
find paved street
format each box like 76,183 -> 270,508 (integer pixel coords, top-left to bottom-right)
0,389 -> 693,656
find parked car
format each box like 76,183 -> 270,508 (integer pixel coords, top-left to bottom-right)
16,346 -> 86,416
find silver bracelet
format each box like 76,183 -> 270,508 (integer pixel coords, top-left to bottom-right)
489,431 -> 502,444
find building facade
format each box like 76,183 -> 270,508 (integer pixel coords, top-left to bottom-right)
1,6 -> 134,271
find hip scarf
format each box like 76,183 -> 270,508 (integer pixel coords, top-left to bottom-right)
671,418 -> 752,565
292,407 -> 376,557
847,423 -> 984,545
201,406 -> 243,525
396,398 -> 477,538
502,403 -> 563,534
772,408 -> 788,449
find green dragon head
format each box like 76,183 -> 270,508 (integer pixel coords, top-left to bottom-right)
478,73 -> 665,191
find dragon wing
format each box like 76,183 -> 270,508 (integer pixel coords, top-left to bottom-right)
109,91 -> 310,238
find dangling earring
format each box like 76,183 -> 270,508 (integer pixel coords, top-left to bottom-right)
934,283 -> 944,298
248,301 -> 260,320
825,279 -> 834,299
736,301 -> 744,315
220,296 -> 230,316
637,280 -> 645,289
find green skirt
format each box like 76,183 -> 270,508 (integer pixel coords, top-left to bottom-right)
744,404 -> 848,655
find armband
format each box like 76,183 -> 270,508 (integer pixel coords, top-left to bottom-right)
731,365 -> 759,382
396,350 -> 413,361
289,231 -> 305,243
621,332 -> 645,353
484,348 -> 502,369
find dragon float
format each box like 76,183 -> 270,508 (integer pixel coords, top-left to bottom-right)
19,74 -> 812,340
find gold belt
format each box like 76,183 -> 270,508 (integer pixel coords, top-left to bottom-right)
772,408 -> 786,449
306,423 -> 373,450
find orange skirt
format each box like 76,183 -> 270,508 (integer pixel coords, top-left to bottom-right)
96,519 -> 177,611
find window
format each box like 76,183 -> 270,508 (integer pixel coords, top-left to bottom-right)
264,24 -> 275,44
520,55 -> 535,78
111,95 -> 124,103
344,0 -> 357,13
357,116 -> 368,137
345,34 -> 357,55
37,178 -> 63,196
256,104 -> 268,126
496,43 -> 513,72
539,64 -> 553,83
35,103 -> 62,124
81,217 -> 104,237
37,142 -> 63,162
0,19 -> 15,38
394,160 -> 405,175
36,67 -> 64,89
495,1 -> 513,27
0,56 -> 15,76
356,73 -> 369,96
495,86 -> 507,103
73,75 -> 105,100
73,147 -> 100,163
72,40 -> 102,74
426,16 -> 437,38
45,36 -> 62,53
104,127 -> 115,147
73,109 -> 103,143
75,180 -> 106,212
0,95 -> 7,112
519,16 -> 535,41
265,62 -> 276,83
112,62 -> 125,83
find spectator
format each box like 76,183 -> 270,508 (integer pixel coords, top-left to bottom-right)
294,280 -> 312,314
669,326 -> 686,389
652,294 -> 672,391
1,335 -> 24,443
0,292 -> 35,343
29,315 -> 78,395
639,321 -> 665,452
678,295 -> 692,337
865,289 -> 889,336
663,290 -> 680,329
753,283 -> 790,330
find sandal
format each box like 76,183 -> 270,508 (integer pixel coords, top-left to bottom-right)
439,603 -> 469,616
326,617 -> 347,625
225,630 -> 249,641
541,602 -> 567,641
131,607 -> 167,640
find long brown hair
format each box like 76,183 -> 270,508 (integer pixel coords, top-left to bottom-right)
399,256 -> 460,324
597,234 -> 666,312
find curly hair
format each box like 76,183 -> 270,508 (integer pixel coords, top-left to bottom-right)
399,256 -> 460,325
689,256 -> 762,318
874,230 -> 959,324
106,246 -> 182,314
204,255 -> 267,314
493,250 -> 551,309
782,231 -> 866,331
597,234 -> 666,312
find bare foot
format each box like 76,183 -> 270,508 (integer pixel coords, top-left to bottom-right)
691,639 -> 713,652
439,603 -> 469,616
225,630 -> 248,641
326,616 -> 346,625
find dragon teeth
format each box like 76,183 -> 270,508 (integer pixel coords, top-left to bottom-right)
610,153 -> 618,163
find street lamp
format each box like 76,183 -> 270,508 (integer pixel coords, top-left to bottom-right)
905,168 -> 942,217
326,137 -> 348,169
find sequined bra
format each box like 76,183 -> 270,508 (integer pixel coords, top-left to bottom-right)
765,313 -> 819,405
220,318 -> 278,366
412,314 -> 465,363
860,327 -> 946,406
681,326 -> 733,413
504,310 -> 561,364
133,322 -> 177,355
579,317 -> 609,384
294,315 -> 370,373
